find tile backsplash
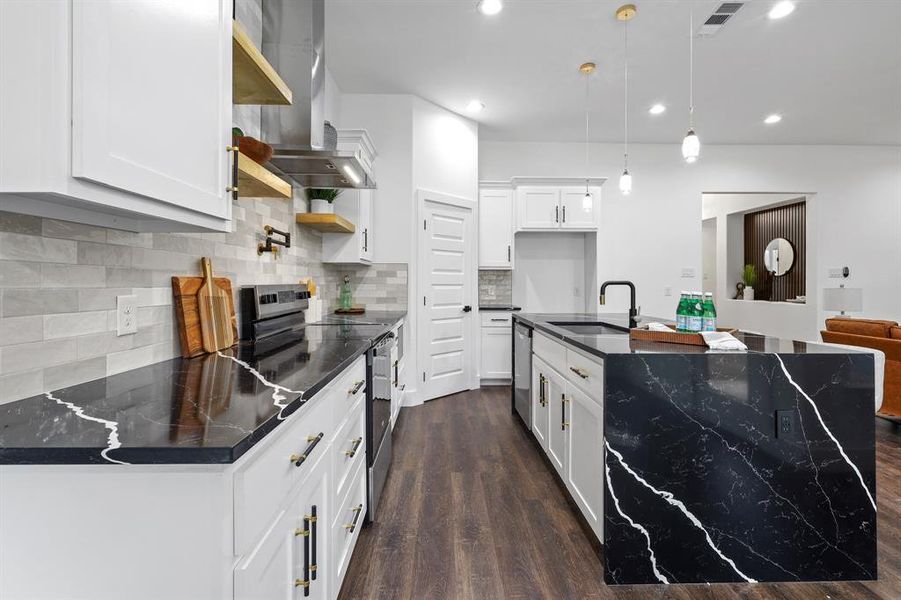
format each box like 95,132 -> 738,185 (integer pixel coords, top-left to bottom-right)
479,269 -> 513,305
0,199 -> 406,404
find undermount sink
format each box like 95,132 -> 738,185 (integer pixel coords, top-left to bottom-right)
547,322 -> 629,336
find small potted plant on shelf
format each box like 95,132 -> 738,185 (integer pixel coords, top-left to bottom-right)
742,264 -> 757,300
306,188 -> 342,214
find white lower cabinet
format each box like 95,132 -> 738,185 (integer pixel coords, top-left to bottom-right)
480,311 -> 513,381
530,339 -> 604,543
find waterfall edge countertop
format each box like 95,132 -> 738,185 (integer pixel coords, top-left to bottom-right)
0,312 -> 405,466
512,312 -> 866,356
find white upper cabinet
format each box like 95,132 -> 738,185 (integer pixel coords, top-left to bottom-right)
478,187 -> 514,269
514,180 -> 602,231
0,0 -> 233,232
560,187 -> 599,229
323,189 -> 374,264
517,187 -> 561,230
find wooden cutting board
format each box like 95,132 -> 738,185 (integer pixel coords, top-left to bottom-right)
172,273 -> 238,358
197,258 -> 235,353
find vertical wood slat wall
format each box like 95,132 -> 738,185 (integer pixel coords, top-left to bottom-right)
743,201 -> 806,302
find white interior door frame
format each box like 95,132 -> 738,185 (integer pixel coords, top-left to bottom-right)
415,189 -> 479,402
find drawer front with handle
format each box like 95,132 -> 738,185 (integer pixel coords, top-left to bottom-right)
533,331 -> 567,376
332,356 -> 367,429
565,347 -> 604,400
332,397 -> 365,504
480,311 -> 513,328
331,460 -> 367,594
234,390 -> 334,555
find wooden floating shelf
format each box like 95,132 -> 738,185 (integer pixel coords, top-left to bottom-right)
237,153 -> 292,199
296,213 -> 356,234
232,20 -> 292,105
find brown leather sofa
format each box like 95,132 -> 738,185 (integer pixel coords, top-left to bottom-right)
821,317 -> 901,420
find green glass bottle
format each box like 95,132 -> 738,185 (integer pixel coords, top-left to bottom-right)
703,292 -> 717,332
676,292 -> 689,332
339,275 -> 353,310
688,292 -> 704,333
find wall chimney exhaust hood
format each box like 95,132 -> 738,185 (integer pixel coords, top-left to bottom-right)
261,0 -> 375,189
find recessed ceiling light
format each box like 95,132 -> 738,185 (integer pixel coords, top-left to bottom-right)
466,99 -> 485,113
477,0 -> 503,16
768,1 -> 795,19
649,103 -> 666,115
764,114 -> 783,124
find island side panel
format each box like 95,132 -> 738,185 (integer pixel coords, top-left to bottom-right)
602,352 -> 876,585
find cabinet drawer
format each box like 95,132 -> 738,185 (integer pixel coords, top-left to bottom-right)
331,397 -> 366,504
533,331 -> 567,376
565,348 -> 604,400
331,461 -> 367,593
480,311 -> 513,328
332,356 -> 367,430
234,392 -> 334,555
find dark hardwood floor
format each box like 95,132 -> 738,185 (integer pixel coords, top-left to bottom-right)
339,387 -> 901,600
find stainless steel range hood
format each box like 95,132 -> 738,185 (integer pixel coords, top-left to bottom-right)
261,0 -> 375,189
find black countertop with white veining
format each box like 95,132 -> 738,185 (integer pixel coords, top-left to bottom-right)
0,312 -> 405,466
512,312 -> 863,357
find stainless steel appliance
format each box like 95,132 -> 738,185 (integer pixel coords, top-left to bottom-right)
238,283 -> 311,341
366,331 -> 395,522
513,322 -> 532,428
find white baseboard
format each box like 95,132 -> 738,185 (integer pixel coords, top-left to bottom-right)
479,378 -> 512,386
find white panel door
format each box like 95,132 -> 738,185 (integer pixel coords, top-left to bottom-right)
565,383 -> 604,541
480,328 -> 512,379
479,188 -> 513,268
545,366 -> 567,479
518,187 -> 560,230
420,196 -> 475,401
71,0 -> 231,219
531,357 -> 550,452
560,187 -> 599,230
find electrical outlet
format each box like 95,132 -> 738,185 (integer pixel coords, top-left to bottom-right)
775,409 -> 795,439
117,294 -> 138,336
664,286 -> 672,297
828,267 -> 848,279
681,267 -> 696,278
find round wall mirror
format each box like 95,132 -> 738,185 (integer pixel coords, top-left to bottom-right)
764,238 -> 795,276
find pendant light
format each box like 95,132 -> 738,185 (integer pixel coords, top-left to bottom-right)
580,62 -> 596,209
682,3 -> 700,163
617,4 -> 636,194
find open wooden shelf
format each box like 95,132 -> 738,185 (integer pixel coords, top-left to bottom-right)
237,152 -> 292,199
232,20 -> 292,105
296,213 -> 356,234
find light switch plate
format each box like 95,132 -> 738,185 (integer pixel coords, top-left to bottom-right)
117,294 -> 138,336
681,268 -> 696,278
828,268 -> 845,279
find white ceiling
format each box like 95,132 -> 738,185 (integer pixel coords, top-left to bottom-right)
325,0 -> 901,145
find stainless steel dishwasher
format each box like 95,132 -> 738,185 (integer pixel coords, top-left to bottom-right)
513,322 -> 532,428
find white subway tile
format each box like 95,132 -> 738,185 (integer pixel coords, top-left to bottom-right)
43,311 -> 108,339
0,233 -> 77,263
0,315 -> 43,346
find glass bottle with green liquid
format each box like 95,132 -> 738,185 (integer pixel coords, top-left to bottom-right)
676,291 -> 689,332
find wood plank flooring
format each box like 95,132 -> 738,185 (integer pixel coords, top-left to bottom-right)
339,387 -> 901,600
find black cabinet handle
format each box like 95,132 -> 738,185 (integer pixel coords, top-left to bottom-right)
363,228 -> 368,252
539,374 -> 546,407
562,205 -> 566,223
555,205 -> 559,223
310,505 -> 318,581
507,245 -> 511,262
295,512 -> 311,595
227,145 -> 239,200
349,380 -> 364,395
343,504 -> 363,534
463,305 -> 472,313
344,437 -> 363,458
561,393 -> 566,430
393,359 -> 399,386
290,433 -> 324,467
490,317 -> 508,322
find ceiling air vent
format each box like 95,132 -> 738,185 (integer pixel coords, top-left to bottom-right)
698,2 -> 745,37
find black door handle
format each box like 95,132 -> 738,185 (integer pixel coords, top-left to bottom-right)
463,305 -> 472,313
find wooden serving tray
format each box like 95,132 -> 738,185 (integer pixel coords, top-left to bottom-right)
172,276 -> 239,358
629,326 -> 738,347
334,307 -> 365,315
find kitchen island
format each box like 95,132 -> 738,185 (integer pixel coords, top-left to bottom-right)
0,312 -> 405,600
513,312 -> 877,585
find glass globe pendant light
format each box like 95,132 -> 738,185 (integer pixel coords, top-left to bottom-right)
617,4 -> 636,194
682,3 -> 700,163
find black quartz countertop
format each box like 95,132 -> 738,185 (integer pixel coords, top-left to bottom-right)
512,312 -> 862,358
479,304 -> 521,311
0,312 -> 405,466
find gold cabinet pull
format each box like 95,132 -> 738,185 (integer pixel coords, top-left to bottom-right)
343,504 -> 364,533
343,437 -> 363,457
295,579 -> 309,588
290,432 -> 324,466
349,380 -> 365,395
569,366 -> 589,379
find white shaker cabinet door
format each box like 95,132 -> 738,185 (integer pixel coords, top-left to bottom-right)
478,188 -> 513,268
71,0 -> 232,219
565,384 -> 604,542
545,365 -> 568,479
560,187 -> 599,230
531,357 -> 550,453
517,187 -> 560,230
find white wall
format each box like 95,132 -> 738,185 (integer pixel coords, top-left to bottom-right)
480,142 -> 901,340
701,218 -> 717,295
513,232 -> 588,313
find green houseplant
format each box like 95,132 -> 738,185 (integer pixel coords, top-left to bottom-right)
742,264 -> 757,300
307,188 -> 342,214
